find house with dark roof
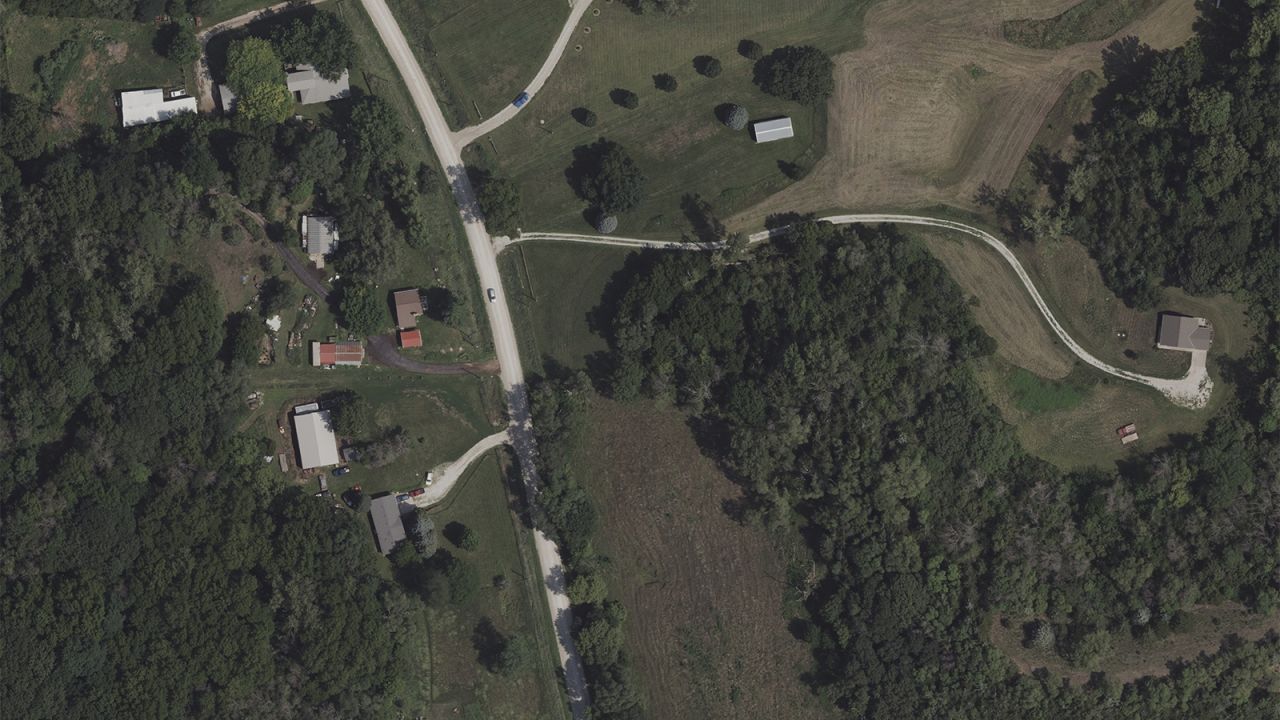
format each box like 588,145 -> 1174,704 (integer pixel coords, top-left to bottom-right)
369,495 -> 408,555
1156,313 -> 1213,352
393,289 -> 424,329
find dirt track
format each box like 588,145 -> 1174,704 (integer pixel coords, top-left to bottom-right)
734,0 -> 1197,226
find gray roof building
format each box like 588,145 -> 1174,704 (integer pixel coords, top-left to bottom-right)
1156,313 -> 1213,351
301,215 -> 339,257
287,65 -> 351,105
750,117 -> 794,144
292,407 -> 340,469
369,495 -> 408,555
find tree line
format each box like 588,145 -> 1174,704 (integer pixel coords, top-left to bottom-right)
591,216 -> 1279,717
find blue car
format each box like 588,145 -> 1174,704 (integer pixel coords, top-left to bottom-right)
513,92 -> 530,108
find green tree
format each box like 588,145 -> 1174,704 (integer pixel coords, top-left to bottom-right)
238,82 -> 293,124
459,527 -> 480,551
568,139 -> 647,215
350,96 -> 403,162
753,45 -> 834,104
225,37 -> 283,94
613,88 -> 639,109
159,22 -> 199,65
337,283 -> 385,335
271,13 -> 355,80
473,170 -> 522,235
494,635 -> 533,676
694,55 -> 722,77
328,390 -> 373,437
224,310 -> 262,366
653,73 -> 678,91
738,39 -> 764,60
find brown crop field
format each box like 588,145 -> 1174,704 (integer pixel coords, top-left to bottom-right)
572,398 -> 826,720
733,0 -> 1198,229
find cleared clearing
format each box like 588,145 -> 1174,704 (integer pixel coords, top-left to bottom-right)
734,0 -> 1198,228
915,228 -> 1075,379
989,605 -> 1280,685
573,398 -> 825,720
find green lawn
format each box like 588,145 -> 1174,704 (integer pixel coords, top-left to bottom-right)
385,0 -> 568,129
415,452 -> 570,719
498,241 -> 633,374
1004,366 -> 1091,414
476,0 -> 870,236
1,12 -> 185,136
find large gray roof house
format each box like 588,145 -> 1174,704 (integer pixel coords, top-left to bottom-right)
369,495 -> 408,555
1156,313 -> 1213,352
287,65 -> 351,105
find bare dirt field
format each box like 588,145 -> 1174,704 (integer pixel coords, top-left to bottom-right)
574,398 -> 826,720
989,604 -> 1280,685
733,0 -> 1198,228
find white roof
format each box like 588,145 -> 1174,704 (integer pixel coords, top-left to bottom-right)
750,117 -> 794,143
293,410 -> 340,469
120,88 -> 196,128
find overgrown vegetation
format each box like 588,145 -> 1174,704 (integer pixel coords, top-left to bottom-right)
1002,0 -> 1164,50
593,217 -> 1280,715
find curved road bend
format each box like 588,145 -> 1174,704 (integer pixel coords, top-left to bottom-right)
508,214 -> 1213,409
451,0 -> 596,147
358,0 -> 590,715
410,430 -> 511,508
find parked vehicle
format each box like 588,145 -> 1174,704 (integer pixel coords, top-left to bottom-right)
333,466 -> 351,476
409,487 -> 425,498
512,92 -> 529,108
397,494 -> 410,502
424,471 -> 435,487
487,288 -> 497,302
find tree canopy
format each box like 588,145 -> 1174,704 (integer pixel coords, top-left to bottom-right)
752,44 -> 834,105
271,13 -> 356,81
567,139 -> 647,215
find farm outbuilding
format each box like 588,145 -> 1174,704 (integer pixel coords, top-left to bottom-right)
1156,314 -> 1212,352
398,329 -> 423,348
292,406 -> 340,470
310,340 -> 365,367
749,117 -> 794,143
286,65 -> 351,105
369,495 -> 408,555
119,88 -> 196,127
301,216 -> 339,267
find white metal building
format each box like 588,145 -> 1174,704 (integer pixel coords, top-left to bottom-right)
119,88 -> 197,128
292,407 -> 340,469
750,117 -> 794,144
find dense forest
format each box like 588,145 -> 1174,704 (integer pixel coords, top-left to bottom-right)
0,14 -> 462,712
586,207 -> 1280,716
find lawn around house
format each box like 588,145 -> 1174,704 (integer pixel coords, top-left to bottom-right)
474,0 -> 870,237
385,0 -> 568,130
1,12 -> 185,136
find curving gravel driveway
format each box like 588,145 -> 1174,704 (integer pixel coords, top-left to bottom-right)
505,214 -> 1214,409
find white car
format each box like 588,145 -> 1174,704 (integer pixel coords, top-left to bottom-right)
486,288 -> 497,302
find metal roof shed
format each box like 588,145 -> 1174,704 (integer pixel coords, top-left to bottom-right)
293,409 -> 340,469
119,88 -> 197,127
750,117 -> 794,144
369,495 -> 408,555
287,65 -> 352,105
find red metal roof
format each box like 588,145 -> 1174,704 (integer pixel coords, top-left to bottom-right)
399,329 -> 423,348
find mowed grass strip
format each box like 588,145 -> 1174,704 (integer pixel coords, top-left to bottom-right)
1002,0 -> 1166,49
478,0 -> 870,236
1005,367 -> 1089,413
569,396 -> 827,720
498,241 -> 634,374
418,452 -> 569,719
385,0 -> 568,129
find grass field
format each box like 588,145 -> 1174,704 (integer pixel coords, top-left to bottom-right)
1003,0 -> 1166,49
385,0 -> 567,130
1004,366 -> 1091,413
733,0 -> 1198,230
408,451 -> 570,719
989,604 -> 1280,685
1,12 -> 185,137
568,396 -> 826,719
497,241 -> 633,374
476,0 -> 870,236
1007,68 -> 1104,193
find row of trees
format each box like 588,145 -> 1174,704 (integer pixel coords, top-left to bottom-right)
528,373 -> 645,718
594,215 -> 1280,716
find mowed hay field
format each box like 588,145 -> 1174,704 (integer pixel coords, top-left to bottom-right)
735,0 -> 1199,228
572,398 -> 826,720
478,0 -> 870,236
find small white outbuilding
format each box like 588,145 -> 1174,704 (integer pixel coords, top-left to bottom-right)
750,117 -> 794,144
